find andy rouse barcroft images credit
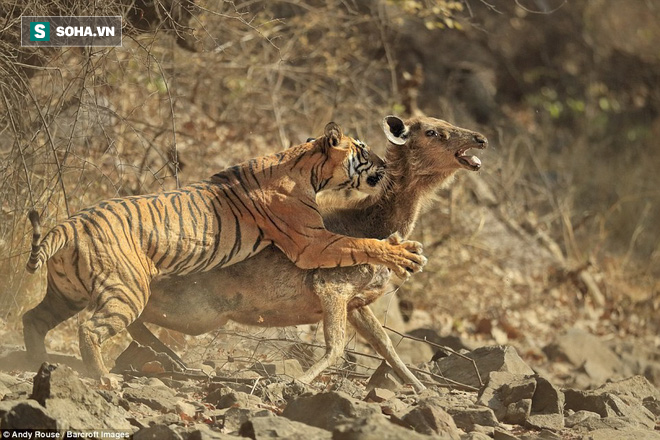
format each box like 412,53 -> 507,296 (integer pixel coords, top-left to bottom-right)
1,430 -> 130,439
20,16 -> 122,47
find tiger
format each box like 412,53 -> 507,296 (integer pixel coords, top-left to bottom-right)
23,122 -> 428,378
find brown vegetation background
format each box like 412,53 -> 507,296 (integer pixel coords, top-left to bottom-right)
1,0 -> 658,370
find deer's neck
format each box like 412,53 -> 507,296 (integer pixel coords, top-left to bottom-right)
373,149 -> 457,238
323,150 -> 457,239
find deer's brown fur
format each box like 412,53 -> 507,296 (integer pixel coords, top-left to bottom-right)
134,115 -> 487,391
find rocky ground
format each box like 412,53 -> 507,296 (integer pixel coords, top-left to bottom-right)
1,324 -> 660,439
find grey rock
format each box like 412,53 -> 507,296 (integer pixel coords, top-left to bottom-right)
239,415 -> 331,439
30,363 -> 84,406
470,424 -> 496,437
29,363 -> 131,430
365,387 -> 396,403
476,371 -> 536,424
282,391 -> 381,431
139,412 -> 180,427
531,376 -> 564,415
0,380 -> 9,398
329,377 -> 365,399
281,380 -> 314,401
446,405 -> 499,432
604,394 -> 655,429
520,430 -> 561,440
366,361 -> 403,393
379,397 -> 408,416
475,372 -> 564,430
573,416 -> 646,431
123,382 -> 179,413
260,380 -> 313,406
334,415 -> 430,440
133,423 -> 183,440
543,329 -> 623,383
564,389 -> 655,429
503,400 -> 532,425
221,407 -> 274,432
259,382 -> 285,406
564,389 -> 609,416
0,372 -> 30,399
461,432 -> 493,440
582,428 -> 660,439
0,399 -> 57,430
399,399 -> 461,438
526,376 -> 564,431
207,389 -> 262,409
418,388 -> 477,408
492,428 -> 520,440
593,375 -> 660,400
185,424 -> 237,440
525,413 -> 564,432
176,400 -> 198,418
564,410 -> 600,428
434,345 -> 534,389
643,397 -> 660,418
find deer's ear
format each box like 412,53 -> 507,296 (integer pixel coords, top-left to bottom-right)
324,122 -> 343,149
382,116 -> 409,145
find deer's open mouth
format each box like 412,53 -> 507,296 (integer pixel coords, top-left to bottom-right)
456,148 -> 483,171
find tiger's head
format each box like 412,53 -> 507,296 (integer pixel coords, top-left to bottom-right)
312,122 -> 386,202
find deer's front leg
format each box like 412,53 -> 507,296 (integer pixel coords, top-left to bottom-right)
348,305 -> 425,392
297,280 -> 350,384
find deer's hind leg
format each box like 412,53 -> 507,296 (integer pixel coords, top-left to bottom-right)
127,320 -> 187,369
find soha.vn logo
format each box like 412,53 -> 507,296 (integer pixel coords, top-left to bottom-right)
29,22 -> 50,41
29,21 -> 116,41
22,16 -> 122,47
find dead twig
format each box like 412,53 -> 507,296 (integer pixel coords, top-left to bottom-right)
383,325 -> 484,387
406,365 -> 479,392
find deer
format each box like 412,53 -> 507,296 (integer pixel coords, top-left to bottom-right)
128,115 -> 488,392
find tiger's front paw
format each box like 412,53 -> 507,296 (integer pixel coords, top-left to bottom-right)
385,234 -> 427,279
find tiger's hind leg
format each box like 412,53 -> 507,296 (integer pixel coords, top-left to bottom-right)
23,283 -> 87,365
79,281 -> 149,378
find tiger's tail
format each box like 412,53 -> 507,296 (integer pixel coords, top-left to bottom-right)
26,210 -> 68,273
26,210 -> 44,273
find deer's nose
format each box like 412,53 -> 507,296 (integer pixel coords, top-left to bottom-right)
474,134 -> 488,146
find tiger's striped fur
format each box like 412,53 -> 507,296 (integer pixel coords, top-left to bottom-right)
23,122 -> 427,377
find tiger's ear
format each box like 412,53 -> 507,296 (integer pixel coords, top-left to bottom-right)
382,115 -> 409,146
324,122 -> 343,149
